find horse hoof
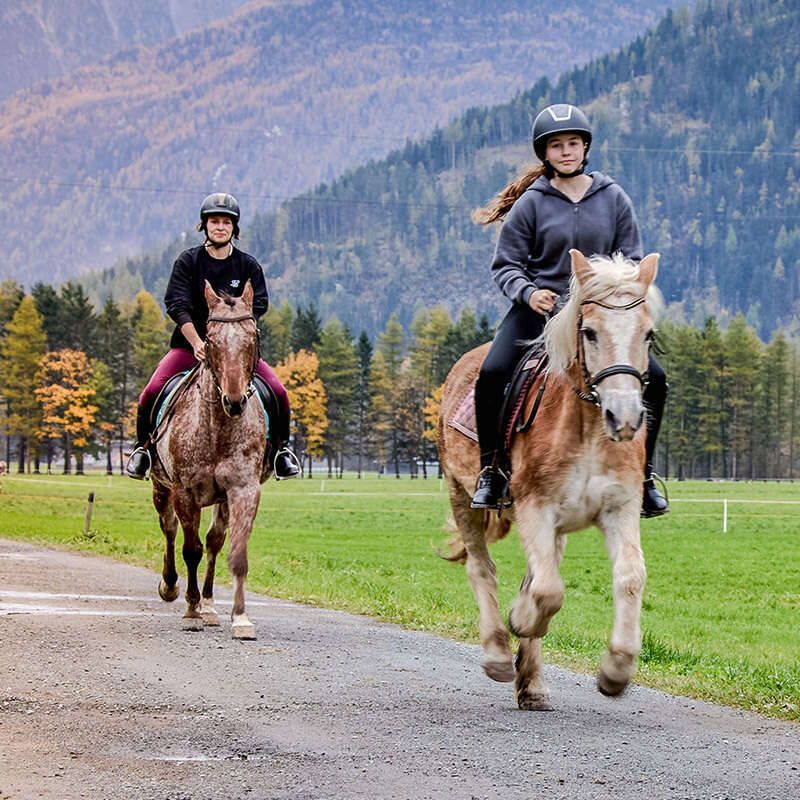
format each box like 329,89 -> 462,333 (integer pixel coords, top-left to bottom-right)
181,615 -> 204,632
481,657 -> 515,683
158,580 -> 179,602
517,692 -> 554,711
201,611 -> 220,626
231,622 -> 256,640
597,672 -> 628,697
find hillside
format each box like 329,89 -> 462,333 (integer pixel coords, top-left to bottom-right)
101,0 -> 798,339
0,0 -> 680,286
0,0 -> 249,101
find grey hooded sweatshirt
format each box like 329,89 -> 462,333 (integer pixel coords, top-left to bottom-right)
490,171 -> 643,305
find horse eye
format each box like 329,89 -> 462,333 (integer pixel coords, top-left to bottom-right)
581,327 -> 597,343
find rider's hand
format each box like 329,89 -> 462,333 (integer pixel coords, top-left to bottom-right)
528,289 -> 558,315
192,340 -> 206,362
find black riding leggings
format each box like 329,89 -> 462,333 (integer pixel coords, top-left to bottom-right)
474,302 -> 667,473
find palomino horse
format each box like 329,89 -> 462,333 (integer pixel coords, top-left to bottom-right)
151,280 -> 269,639
438,249 -> 661,710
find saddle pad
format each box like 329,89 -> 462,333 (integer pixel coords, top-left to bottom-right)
448,386 -> 479,442
154,371 -> 193,429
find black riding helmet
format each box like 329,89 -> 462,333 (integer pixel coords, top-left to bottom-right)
198,192 -> 241,238
531,104 -> 592,168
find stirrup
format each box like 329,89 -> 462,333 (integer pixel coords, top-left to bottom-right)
273,447 -> 301,480
125,446 -> 151,481
641,472 -> 669,518
470,465 -> 512,512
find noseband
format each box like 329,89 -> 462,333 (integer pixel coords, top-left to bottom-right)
204,313 -> 260,400
575,296 -> 650,406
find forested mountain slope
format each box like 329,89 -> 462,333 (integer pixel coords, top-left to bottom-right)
102,0 -> 798,339
0,0 -> 249,101
0,0 -> 680,286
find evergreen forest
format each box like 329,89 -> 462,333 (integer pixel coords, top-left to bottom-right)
94,0 -> 799,340
1,277 -> 800,482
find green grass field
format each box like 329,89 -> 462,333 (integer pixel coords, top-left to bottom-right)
1,471 -> 799,721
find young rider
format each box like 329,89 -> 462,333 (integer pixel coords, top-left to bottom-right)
125,193 -> 300,481
471,103 -> 669,517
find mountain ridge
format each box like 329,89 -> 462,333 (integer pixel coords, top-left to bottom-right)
0,0 -> 682,286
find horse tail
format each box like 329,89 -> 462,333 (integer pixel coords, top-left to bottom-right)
438,515 -> 467,563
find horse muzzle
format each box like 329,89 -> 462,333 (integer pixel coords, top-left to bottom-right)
222,394 -> 248,418
601,390 -> 645,442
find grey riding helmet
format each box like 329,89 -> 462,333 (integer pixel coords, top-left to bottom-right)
199,192 -> 241,236
531,104 -> 593,161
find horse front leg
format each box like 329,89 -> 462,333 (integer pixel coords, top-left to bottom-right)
598,506 -> 646,696
152,482 -> 179,602
447,478 -> 514,683
226,485 -> 261,640
172,491 -> 204,631
200,501 -> 229,626
509,499 -> 566,710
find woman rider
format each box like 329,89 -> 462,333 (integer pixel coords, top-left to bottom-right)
125,192 -> 300,481
470,103 -> 669,517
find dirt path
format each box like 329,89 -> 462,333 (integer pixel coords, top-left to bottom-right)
0,538 -> 797,800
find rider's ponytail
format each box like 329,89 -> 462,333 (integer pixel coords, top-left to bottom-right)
471,164 -> 546,225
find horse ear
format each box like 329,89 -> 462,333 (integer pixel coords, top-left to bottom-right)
204,280 -> 220,308
241,280 -> 254,307
569,249 -> 593,286
638,253 -> 660,288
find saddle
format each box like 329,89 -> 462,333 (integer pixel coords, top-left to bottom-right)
448,342 -> 550,469
149,368 -> 277,445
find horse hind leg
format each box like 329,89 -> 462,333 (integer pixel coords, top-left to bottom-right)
199,502 -> 228,626
173,491 -> 205,631
153,482 -> 180,603
446,477 -> 514,683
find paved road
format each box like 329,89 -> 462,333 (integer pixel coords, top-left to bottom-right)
0,538 -> 797,800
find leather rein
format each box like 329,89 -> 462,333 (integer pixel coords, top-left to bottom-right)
574,296 -> 650,406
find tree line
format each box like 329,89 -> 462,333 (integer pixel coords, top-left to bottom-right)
3,274 -> 800,480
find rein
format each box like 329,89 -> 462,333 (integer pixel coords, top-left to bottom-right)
574,296 -> 650,406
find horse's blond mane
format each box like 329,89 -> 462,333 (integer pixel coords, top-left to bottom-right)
544,253 -> 663,375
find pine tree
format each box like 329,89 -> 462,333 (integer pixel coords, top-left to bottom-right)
316,318 -> 359,476
0,297 -> 47,472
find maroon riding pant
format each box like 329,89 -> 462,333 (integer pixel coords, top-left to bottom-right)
139,348 -> 290,426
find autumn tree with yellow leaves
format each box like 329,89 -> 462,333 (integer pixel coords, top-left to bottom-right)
35,349 -> 98,474
274,348 -> 328,476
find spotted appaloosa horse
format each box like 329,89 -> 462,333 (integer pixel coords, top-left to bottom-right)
438,249 -> 662,709
151,280 -> 270,639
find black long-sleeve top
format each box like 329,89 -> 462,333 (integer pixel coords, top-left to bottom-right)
164,245 -> 270,351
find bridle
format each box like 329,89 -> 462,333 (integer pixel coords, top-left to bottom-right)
204,312 -> 260,401
574,296 -> 650,406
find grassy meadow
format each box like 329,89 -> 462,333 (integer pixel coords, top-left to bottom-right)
1,471 -> 799,721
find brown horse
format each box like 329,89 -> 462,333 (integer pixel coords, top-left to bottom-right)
151,280 -> 269,639
438,249 -> 661,709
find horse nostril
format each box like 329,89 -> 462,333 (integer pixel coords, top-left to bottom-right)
605,408 -> 619,431
636,409 -> 645,430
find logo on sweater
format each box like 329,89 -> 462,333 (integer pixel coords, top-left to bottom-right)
230,279 -> 241,288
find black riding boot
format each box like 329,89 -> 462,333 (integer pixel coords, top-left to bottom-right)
273,443 -> 301,480
470,456 -> 511,511
124,403 -> 152,480
641,357 -> 669,517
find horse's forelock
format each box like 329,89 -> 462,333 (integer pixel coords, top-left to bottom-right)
544,253 -> 662,375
